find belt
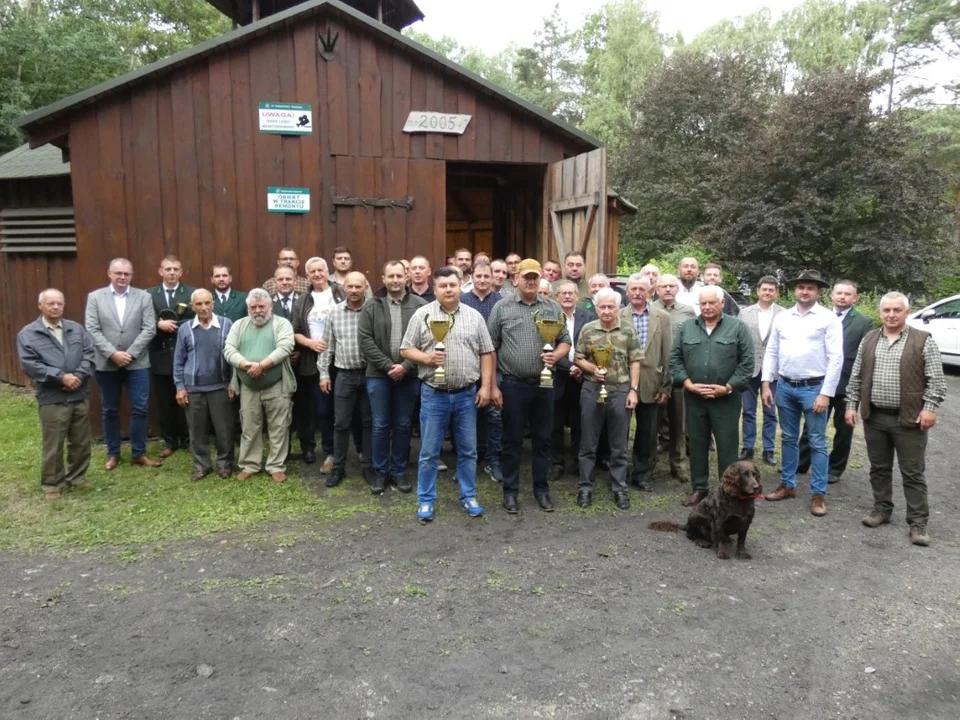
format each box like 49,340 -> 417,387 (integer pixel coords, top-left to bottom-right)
869,404 -> 899,414
502,375 -> 541,386
335,367 -> 364,373
780,375 -> 825,387
426,382 -> 476,393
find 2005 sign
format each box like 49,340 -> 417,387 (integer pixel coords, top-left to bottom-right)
403,111 -> 472,136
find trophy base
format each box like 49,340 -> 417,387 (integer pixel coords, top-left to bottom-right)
539,367 -> 553,388
598,385 -> 608,404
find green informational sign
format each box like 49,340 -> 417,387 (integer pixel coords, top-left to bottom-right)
267,187 -> 310,214
258,102 -> 313,135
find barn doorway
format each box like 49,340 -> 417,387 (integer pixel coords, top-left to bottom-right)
445,163 -> 544,262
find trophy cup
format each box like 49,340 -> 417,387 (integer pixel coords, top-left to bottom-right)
592,341 -> 613,404
533,310 -> 565,388
425,313 -> 456,386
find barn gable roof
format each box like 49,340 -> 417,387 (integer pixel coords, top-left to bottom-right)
0,143 -> 70,180
16,0 -> 600,152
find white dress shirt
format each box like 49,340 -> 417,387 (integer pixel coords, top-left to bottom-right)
762,303 -> 844,396
111,286 -> 129,323
834,307 -> 849,323
565,311 -> 576,362
757,305 -> 775,341
676,281 -> 703,315
191,315 -> 221,329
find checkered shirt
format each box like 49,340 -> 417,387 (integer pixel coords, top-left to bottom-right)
487,294 -> 571,381
629,305 -> 650,350
401,301 -> 494,388
318,302 -> 365,380
847,327 -> 946,412
263,275 -> 312,296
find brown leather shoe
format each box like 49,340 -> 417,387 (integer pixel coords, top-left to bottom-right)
810,495 -> 827,517
764,483 -> 797,501
217,467 -> 232,479
271,472 -> 287,484
190,470 -> 210,482
132,456 -> 162,467
44,490 -> 62,501
160,448 -> 176,458
104,456 -> 120,471
683,490 -> 708,507
236,471 -> 254,482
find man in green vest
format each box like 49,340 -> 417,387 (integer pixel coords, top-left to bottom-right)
224,288 -> 297,483
845,291 -> 946,546
211,263 -> 248,321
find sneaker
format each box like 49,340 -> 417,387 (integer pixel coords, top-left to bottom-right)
370,473 -> 387,495
417,502 -> 434,523
909,523 -> 930,546
461,497 -> 485,517
484,464 -> 503,483
437,460 -> 448,472
320,455 -> 334,473
862,510 -> 890,528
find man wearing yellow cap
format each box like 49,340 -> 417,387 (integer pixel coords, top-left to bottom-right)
487,259 -> 571,513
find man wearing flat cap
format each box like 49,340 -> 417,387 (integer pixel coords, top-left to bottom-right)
761,270 -> 843,517
488,259 -> 571,514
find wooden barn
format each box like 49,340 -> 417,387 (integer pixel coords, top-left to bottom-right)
4,0 -> 626,392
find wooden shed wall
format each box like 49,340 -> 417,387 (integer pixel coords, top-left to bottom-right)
66,14 -> 583,296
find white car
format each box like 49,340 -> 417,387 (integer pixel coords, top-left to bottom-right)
907,294 -> 960,367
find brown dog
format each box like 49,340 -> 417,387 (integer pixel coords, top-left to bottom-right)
649,461 -> 763,560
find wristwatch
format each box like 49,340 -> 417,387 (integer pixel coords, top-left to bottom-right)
630,386 -> 640,393
725,384 -> 734,394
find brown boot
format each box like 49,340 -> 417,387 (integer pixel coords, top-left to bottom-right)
810,495 -> 827,517
683,490 -> 708,507
862,510 -> 890,528
764,483 -> 796,501
909,523 -> 930,546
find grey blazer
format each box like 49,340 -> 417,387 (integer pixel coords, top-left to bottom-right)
740,303 -> 785,377
84,286 -> 157,372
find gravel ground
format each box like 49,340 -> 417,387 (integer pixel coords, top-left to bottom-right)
2,373 -> 958,719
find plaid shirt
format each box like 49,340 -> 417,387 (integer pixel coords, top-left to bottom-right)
401,301 -> 494,389
263,275 -> 311,296
487,294 -> 571,381
847,327 -> 946,413
629,304 -> 650,350
318,301 -> 365,379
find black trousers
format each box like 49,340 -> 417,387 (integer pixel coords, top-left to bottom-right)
332,369 -> 372,473
153,373 -> 189,450
330,364 -> 364,454
552,369 -> 582,469
293,372 -> 319,453
797,393 -> 851,476
501,376 -> 553,497
631,401 -> 661,484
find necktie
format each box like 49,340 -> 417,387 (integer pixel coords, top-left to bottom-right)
166,289 -> 175,307
219,293 -> 226,304
837,311 -> 843,317
282,297 -> 290,314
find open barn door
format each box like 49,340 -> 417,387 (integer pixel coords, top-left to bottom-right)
542,148 -> 608,276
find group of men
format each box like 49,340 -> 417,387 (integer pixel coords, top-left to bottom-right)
17,248 -> 947,544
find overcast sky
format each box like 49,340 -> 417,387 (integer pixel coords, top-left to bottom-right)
412,0 -> 806,52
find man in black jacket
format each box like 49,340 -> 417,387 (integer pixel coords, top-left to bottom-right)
359,260 -> 426,491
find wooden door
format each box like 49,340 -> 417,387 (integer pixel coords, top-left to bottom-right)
541,148 -> 608,276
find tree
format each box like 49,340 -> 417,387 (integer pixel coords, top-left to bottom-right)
513,4 -> 583,125
708,71 -> 949,293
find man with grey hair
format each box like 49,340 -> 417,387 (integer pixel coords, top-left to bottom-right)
18,289 -> 96,499
224,288 -> 296,483
641,264 -> 660,301
670,285 -> 753,507
845,291 -> 946,546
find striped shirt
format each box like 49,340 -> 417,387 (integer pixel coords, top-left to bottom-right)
487,294 -> 571,381
401,301 -> 494,389
318,302 -> 365,379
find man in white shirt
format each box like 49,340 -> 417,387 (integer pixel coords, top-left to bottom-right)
738,276 -> 784,465
761,270 -> 843,517
675,257 -> 703,314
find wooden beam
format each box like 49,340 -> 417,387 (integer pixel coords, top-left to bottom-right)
550,192 -> 600,213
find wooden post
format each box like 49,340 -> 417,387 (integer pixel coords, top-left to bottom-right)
252,0 -> 260,23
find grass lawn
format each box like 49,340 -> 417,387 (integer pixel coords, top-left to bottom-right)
0,385 -> 393,553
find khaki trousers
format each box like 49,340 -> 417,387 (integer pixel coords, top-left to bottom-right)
238,382 -> 291,474
38,400 -> 92,492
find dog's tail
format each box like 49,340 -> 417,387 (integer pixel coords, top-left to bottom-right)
648,521 -> 684,532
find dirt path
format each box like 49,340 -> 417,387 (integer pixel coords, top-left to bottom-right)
2,376 -> 959,719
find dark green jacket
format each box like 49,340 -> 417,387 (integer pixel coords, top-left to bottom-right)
670,314 -> 754,391
148,284 -> 196,375
358,293 -> 427,378
837,308 -> 875,396
213,289 -> 248,322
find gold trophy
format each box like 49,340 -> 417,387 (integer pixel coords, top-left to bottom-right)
425,313 -> 456,386
533,310 -> 565,387
592,341 -> 613,404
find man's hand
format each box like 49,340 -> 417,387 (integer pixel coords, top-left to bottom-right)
320,378 -> 332,394
625,389 -> 638,410
700,384 -> 728,399
541,350 -> 557,369
476,385 -> 491,409
761,382 -> 775,409
290,351 -> 300,367
655,392 -> 670,405
594,367 -> 607,382
813,394 -> 830,413
110,351 -> 133,367
490,385 -> 504,409
176,389 -> 189,407
158,319 -> 178,333
227,388 -> 236,400
569,365 -> 583,379
917,410 -> 937,431
245,361 -> 264,378
429,349 -> 446,367
61,373 -> 81,391
387,364 -> 406,381
845,409 -> 858,427
306,338 -> 327,354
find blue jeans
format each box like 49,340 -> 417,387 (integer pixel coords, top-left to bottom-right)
97,368 -> 151,458
742,375 -> 777,452
417,383 -> 478,504
776,381 -> 829,495
367,375 -> 420,477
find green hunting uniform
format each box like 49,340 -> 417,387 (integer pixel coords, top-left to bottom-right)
213,289 -> 248,322
670,314 -> 754,493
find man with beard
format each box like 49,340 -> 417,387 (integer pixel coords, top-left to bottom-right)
211,264 -> 248,321
224,289 -> 296,483
701,263 -> 740,317
454,248 -> 474,293
676,257 -> 703,315
553,251 -> 589,302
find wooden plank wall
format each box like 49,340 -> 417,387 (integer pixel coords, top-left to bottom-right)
65,14 -> 584,298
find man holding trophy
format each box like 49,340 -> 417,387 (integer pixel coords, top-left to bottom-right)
487,259 -> 571,514
574,288 -> 643,510
401,267 -> 495,523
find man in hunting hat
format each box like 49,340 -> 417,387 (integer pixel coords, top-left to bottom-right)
761,270 -> 843,517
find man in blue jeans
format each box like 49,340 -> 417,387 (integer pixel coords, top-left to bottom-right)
401,267 -> 495,523
84,258 -> 162,469
761,270 -> 843,517
359,261 -> 426,493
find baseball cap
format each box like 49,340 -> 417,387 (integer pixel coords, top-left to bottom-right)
517,259 -> 542,277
